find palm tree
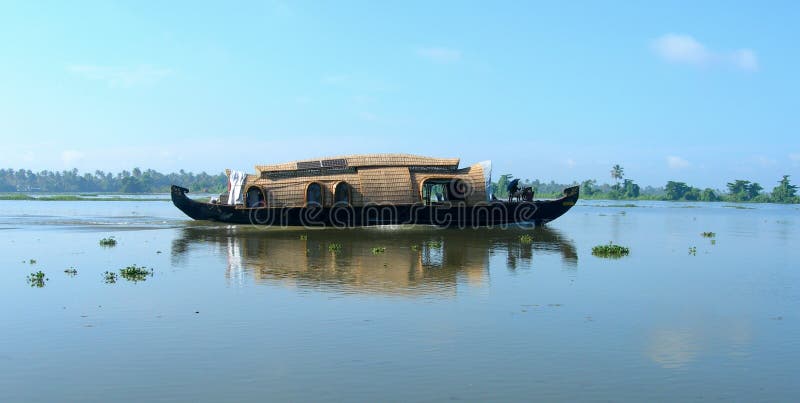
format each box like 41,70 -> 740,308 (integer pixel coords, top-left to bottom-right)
610,165 -> 624,189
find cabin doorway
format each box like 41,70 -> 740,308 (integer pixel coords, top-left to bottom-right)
421,179 -> 468,204
245,187 -> 266,208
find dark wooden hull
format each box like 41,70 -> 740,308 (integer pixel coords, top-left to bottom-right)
171,185 -> 579,227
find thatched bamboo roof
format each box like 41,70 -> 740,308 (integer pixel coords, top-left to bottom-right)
256,153 -> 460,173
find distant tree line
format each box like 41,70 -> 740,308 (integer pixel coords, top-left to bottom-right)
0,168 -> 227,193
3,166 -> 798,204
492,167 -> 799,204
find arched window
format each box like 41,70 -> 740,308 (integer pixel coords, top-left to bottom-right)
306,182 -> 323,206
334,182 -> 351,205
245,186 -> 266,208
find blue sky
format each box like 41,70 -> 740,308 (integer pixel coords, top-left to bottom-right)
1,0 -> 798,189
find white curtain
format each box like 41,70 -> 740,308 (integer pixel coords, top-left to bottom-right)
227,171 -> 246,205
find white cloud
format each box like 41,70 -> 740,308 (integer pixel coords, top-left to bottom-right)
752,155 -> 777,167
61,150 -> 84,166
651,34 -> 758,71
68,64 -> 172,87
322,74 -> 348,85
789,153 -> 800,164
730,49 -> 758,71
666,156 -> 690,169
652,34 -> 709,65
564,158 -> 576,168
418,47 -> 462,63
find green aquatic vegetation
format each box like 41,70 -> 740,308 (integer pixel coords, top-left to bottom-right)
2,194 -> 36,200
99,236 -> 117,247
29,259 -> 37,264
119,265 -> 153,282
299,234 -> 308,240
103,271 -> 117,284
519,234 -> 533,244
723,205 -> 754,210
689,246 -> 697,255
27,271 -> 48,287
711,239 -> 716,245
328,243 -> 342,253
43,195 -> 91,201
410,244 -> 420,251
427,240 -> 442,249
591,242 -> 630,258
701,232 -> 716,238
371,247 -> 386,255
64,267 -> 78,276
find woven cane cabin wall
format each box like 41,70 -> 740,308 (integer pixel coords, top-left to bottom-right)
239,154 -> 487,207
357,167 -> 415,205
250,171 -> 363,207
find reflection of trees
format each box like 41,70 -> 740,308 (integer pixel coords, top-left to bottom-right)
171,225 -> 578,294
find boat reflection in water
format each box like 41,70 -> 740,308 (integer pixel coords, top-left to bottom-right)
171,225 -> 577,295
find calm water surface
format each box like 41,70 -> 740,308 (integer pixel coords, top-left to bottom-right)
1,199 -> 798,401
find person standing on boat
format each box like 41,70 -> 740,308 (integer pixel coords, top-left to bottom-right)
507,178 -> 520,202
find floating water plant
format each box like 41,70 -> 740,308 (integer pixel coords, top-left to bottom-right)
328,243 -> 342,253
591,242 -> 630,258
519,234 -> 533,244
711,239 -> 716,245
119,264 -> 153,282
372,247 -> 386,255
103,271 -> 117,284
299,234 -> 308,240
410,244 -> 420,251
99,236 -> 117,247
64,267 -> 78,276
701,232 -> 716,238
29,259 -> 37,264
427,240 -> 442,249
27,271 -> 48,287
688,246 -> 697,256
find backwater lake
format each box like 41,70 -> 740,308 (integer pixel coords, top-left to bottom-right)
1,197 -> 798,401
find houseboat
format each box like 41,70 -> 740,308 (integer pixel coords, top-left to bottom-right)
170,154 -> 579,227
